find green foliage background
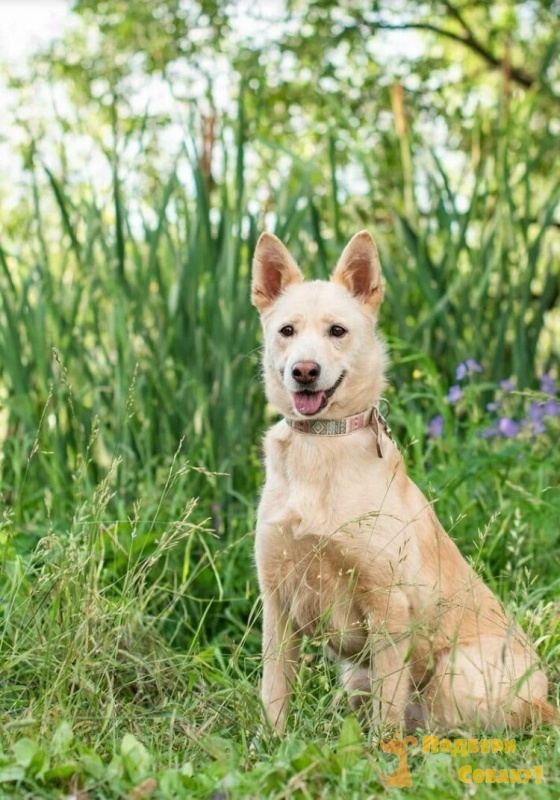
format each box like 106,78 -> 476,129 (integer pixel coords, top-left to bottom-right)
0,1 -> 559,797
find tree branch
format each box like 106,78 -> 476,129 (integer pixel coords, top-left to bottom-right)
373,19 -> 535,89
440,0 -> 534,88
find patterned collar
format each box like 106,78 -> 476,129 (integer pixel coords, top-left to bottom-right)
285,403 -> 394,457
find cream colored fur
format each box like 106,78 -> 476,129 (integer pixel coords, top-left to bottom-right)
251,230 -> 554,735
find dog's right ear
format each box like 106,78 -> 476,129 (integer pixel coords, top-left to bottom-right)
251,233 -> 303,312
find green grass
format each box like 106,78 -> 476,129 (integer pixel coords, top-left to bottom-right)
0,105 -> 559,797
1,336 -> 558,798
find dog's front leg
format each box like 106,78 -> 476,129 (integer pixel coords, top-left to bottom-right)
261,592 -> 301,735
369,630 -> 412,727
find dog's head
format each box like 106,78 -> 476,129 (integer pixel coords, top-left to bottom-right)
251,231 -> 387,419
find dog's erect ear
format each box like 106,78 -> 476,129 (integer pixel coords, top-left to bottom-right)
331,231 -> 383,309
251,233 -> 303,312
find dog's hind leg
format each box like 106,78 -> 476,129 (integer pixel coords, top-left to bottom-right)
425,636 -> 551,730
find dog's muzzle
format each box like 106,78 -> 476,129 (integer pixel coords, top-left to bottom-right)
292,371 -> 345,416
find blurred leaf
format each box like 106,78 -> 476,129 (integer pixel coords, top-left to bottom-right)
335,715 -> 362,769
51,721 -> 74,757
121,734 -> 152,784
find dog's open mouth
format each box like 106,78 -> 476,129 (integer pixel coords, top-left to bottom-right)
293,372 -> 345,416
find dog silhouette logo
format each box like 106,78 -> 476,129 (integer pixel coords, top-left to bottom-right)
380,734 -> 418,788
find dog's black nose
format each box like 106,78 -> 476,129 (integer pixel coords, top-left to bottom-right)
292,361 -> 321,385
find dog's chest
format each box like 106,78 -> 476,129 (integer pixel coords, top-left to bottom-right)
257,428 -> 417,657
274,535 -> 372,658
263,427 -> 410,553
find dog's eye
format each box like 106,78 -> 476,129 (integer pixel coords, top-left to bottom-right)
329,324 -> 347,338
279,325 -> 295,337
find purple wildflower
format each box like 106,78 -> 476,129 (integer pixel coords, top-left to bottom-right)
480,423 -> 500,439
447,385 -> 463,403
531,419 -> 546,435
529,402 -> 544,423
498,418 -> 520,438
427,415 -> 444,437
455,359 -> 482,380
486,401 -> 500,412
543,399 -> 560,417
540,373 -> 557,395
523,407 -> 546,435
499,377 -> 515,392
531,399 -> 560,420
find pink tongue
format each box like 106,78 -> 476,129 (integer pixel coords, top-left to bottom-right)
294,391 -> 326,415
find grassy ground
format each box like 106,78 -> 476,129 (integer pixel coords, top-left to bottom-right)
0,137 -> 559,796
1,339 -> 559,798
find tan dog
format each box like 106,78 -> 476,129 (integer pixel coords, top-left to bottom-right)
251,230 -> 554,735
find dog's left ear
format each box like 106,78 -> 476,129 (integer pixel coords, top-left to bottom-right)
331,231 -> 383,310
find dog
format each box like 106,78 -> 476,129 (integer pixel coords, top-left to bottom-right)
251,230 -> 554,735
